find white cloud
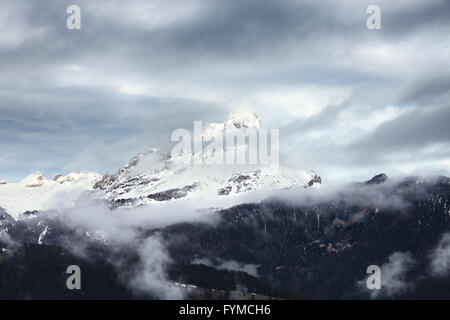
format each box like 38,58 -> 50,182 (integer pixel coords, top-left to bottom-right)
129,236 -> 184,299
192,258 -> 259,277
248,86 -> 351,119
429,232 -> 450,277
1,0 -> 450,183
360,251 -> 416,298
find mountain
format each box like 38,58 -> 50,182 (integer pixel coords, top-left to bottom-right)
1,174 -> 450,299
11,111 -> 450,299
92,110 -> 321,208
160,174 -> 450,299
0,207 -> 15,231
365,173 -> 388,185
0,110 -> 321,218
202,109 -> 262,137
92,148 -> 321,208
0,171 -> 101,219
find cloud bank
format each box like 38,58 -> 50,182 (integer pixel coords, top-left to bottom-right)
0,0 -> 449,183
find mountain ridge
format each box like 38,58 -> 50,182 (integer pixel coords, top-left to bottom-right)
0,111 -> 321,218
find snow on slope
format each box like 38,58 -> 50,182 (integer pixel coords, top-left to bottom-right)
202,109 -> 262,138
0,110 -> 321,217
0,171 -> 101,219
93,110 -> 321,207
93,148 -> 320,208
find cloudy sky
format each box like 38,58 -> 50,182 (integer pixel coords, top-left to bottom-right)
0,0 -> 449,183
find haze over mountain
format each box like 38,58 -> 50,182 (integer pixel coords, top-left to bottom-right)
0,110 -> 321,220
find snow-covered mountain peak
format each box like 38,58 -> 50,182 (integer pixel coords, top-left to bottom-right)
93,147 -> 321,208
0,171 -> 101,219
20,171 -> 46,187
0,111 -> 320,217
18,171 -> 101,187
124,148 -> 169,175
224,109 -> 262,130
91,110 -> 320,208
54,172 -> 103,185
203,109 -> 262,138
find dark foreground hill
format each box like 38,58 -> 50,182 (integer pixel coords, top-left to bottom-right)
1,175 -> 450,299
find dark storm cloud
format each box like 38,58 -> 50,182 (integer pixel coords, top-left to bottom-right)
0,0 -> 449,181
400,75 -> 450,107
4,0 -> 446,77
346,105 -> 450,160
380,1 -> 450,37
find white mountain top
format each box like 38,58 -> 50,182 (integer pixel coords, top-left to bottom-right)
93,110 -> 321,207
93,149 -> 320,208
202,109 -> 262,139
19,171 -> 46,186
225,109 -> 262,129
0,110 -> 321,218
0,171 -> 101,219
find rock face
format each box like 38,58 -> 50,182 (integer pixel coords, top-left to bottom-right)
365,173 -> 388,185
0,208 -> 15,228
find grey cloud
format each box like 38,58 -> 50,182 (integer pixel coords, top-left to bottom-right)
272,178 -> 413,212
33,192 -> 220,298
376,252 -> 416,298
380,0 -> 450,38
192,257 -> 259,277
400,75 -> 450,107
128,236 -> 184,299
359,251 -> 416,298
0,85 -> 226,177
429,232 -> 450,278
347,105 -> 450,161
0,0 -> 449,182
